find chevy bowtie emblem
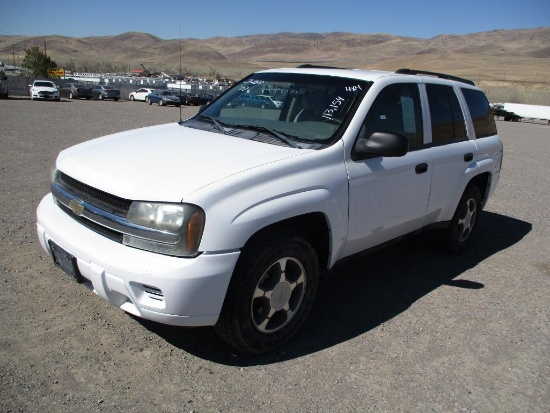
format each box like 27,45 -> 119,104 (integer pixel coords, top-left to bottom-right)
69,199 -> 85,216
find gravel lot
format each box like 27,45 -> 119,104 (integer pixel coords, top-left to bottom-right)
1,97 -> 548,413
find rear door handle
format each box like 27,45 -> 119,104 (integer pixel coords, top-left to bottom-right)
464,153 -> 474,162
415,163 -> 428,174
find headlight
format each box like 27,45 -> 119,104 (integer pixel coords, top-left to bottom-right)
124,202 -> 205,257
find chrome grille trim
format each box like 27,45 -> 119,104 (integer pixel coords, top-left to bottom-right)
51,181 -> 180,245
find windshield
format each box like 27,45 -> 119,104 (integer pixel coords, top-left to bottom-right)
35,81 -> 55,87
182,72 -> 371,148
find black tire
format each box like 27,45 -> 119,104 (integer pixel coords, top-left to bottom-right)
443,186 -> 482,253
69,92 -> 74,99
148,98 -> 152,105
214,228 -> 319,354
99,94 -> 103,100
114,98 -> 119,102
130,95 -> 135,101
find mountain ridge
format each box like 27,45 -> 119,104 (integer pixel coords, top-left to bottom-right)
1,28 -> 548,83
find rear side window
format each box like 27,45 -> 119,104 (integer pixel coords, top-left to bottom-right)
426,84 -> 467,145
364,83 -> 424,149
461,88 -> 497,138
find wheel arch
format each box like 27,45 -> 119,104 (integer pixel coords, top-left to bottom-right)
466,171 -> 491,209
240,212 -> 332,278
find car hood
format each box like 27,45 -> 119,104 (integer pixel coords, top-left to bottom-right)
33,86 -> 57,91
56,122 -> 307,202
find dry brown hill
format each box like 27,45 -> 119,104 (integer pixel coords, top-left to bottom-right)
1,28 -> 549,90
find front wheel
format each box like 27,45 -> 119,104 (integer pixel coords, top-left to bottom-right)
443,186 -> 482,253
69,92 -> 74,99
214,229 -> 319,354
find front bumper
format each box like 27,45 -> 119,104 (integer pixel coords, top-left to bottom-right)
32,91 -> 60,100
36,193 -> 239,326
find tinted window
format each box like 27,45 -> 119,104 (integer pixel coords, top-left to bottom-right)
461,88 -> 497,138
426,84 -> 467,145
364,83 -> 423,149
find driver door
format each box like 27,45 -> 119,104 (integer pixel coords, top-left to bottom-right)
343,83 -> 432,257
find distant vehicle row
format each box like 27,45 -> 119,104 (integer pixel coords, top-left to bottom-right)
29,81 -> 120,101
140,89 -> 215,107
26,81 -> 212,106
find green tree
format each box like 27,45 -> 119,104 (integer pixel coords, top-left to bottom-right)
21,46 -> 57,77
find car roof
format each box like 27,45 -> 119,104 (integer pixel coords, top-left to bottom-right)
259,67 -> 478,88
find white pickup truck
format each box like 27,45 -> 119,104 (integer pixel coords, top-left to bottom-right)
37,66 -> 503,353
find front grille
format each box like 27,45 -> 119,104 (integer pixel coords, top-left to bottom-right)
56,172 -> 131,216
57,201 -> 123,243
54,171 -> 132,243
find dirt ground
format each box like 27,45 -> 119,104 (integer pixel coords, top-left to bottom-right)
0,97 -> 548,412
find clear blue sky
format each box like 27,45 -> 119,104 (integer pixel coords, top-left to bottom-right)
1,0 -> 548,39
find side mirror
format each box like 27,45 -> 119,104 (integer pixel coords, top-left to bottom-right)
353,125 -> 408,159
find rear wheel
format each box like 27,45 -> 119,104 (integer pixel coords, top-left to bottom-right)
130,95 -> 135,101
215,228 -> 319,354
99,94 -> 103,100
443,186 -> 482,253
69,92 -> 74,99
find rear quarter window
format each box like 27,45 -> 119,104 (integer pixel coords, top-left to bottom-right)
461,88 -> 497,138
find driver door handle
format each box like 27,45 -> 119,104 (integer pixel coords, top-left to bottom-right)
415,163 -> 428,174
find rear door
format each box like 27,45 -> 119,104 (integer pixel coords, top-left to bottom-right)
423,82 -> 477,223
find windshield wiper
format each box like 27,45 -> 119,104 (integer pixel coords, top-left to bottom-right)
261,127 -> 301,148
198,115 -> 228,134
231,124 -> 301,148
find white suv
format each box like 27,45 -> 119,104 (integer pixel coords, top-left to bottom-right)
36,66 -> 503,353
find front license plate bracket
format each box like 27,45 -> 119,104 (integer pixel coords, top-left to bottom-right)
48,240 -> 85,283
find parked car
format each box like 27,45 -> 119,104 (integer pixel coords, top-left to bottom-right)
37,66 -> 503,354
179,92 -> 203,106
92,85 -> 120,101
129,88 -> 156,102
197,94 -> 215,105
29,80 -> 60,101
146,90 -> 182,106
59,83 -> 92,100
231,93 -> 260,107
256,95 -> 283,108
0,62 -> 8,99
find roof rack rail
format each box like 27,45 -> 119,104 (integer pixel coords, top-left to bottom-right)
298,64 -> 345,70
395,68 -> 475,86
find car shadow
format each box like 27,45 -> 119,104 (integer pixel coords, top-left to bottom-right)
134,211 -> 531,365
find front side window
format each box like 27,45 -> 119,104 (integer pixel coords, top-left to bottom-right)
183,72 -> 371,148
461,88 -> 497,138
426,84 -> 467,145
363,83 -> 423,150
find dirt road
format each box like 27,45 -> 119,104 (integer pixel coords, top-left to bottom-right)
1,98 -> 548,412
